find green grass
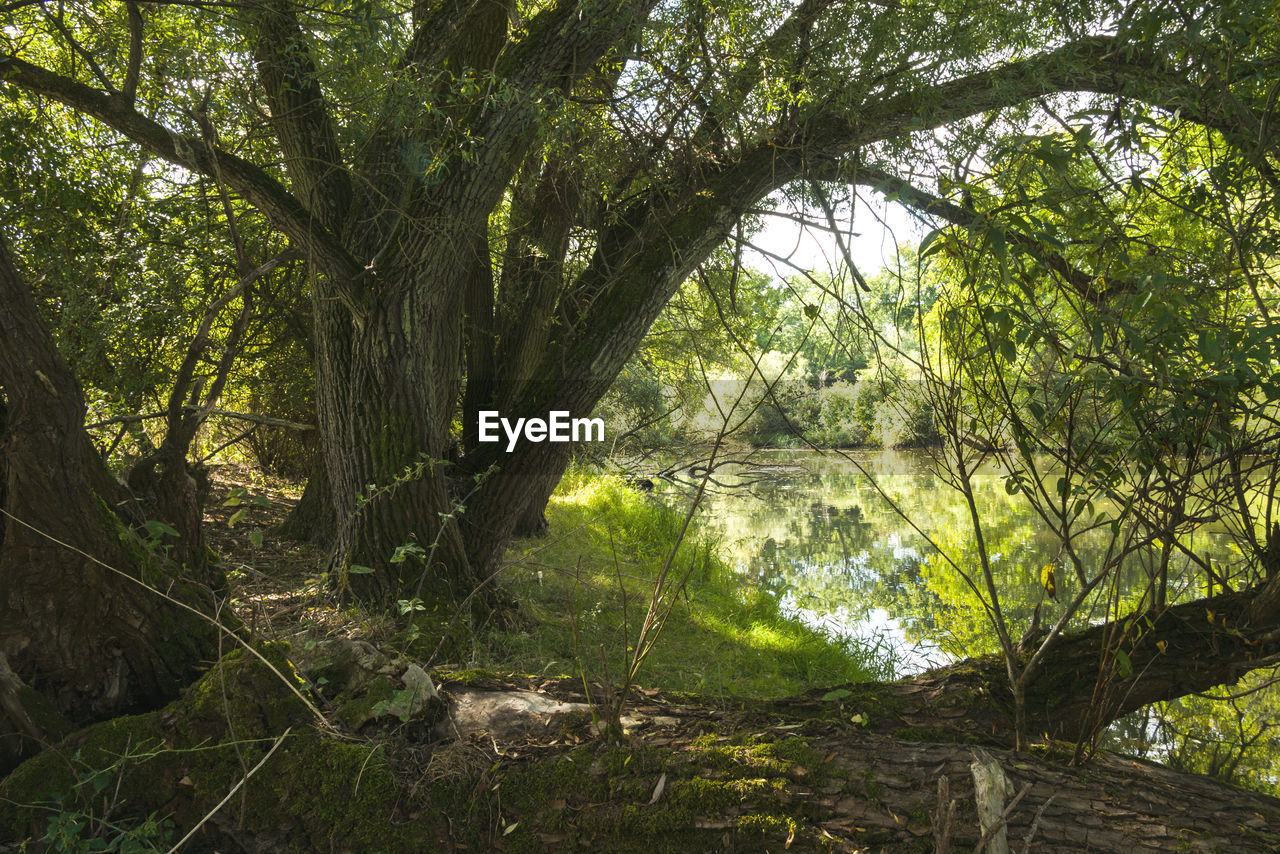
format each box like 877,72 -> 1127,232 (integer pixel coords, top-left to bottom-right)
477,464 -> 894,698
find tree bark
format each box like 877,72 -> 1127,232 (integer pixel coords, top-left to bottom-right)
5,651 -> 1279,854
480,722 -> 1280,853
0,235 -> 220,758
277,457 -> 334,548
763,572 -> 1280,755
312,253 -> 480,605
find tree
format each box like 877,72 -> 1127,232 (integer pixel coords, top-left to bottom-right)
2,0 -> 1276,617
0,232 -> 220,771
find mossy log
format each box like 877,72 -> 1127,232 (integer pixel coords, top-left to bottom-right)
3,644 -> 1279,853
771,572 -> 1280,749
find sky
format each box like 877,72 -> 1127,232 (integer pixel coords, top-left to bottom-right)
745,190 -> 927,284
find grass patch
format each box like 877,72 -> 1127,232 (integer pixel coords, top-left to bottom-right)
477,464 -> 894,697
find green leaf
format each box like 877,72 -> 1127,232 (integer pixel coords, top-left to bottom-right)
919,228 -> 945,259
249,529 -> 264,548
348,564 -> 375,575
987,228 -> 1007,263
144,519 -> 179,538
1114,648 -> 1132,679
227,507 -> 248,528
822,688 -> 853,701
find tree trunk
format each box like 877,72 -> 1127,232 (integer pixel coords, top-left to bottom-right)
478,719 -> 1280,853
768,571 -> 1280,752
0,237 -> 220,762
125,441 -> 215,586
277,457 -> 334,548
512,499 -> 549,538
5,650 -> 1280,854
313,253 -> 480,606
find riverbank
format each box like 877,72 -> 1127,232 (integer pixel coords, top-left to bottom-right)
474,464 -> 895,698
5,466 -> 1280,853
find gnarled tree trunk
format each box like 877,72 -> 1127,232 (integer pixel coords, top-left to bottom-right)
0,235 -> 220,769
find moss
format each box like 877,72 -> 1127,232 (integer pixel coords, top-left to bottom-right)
737,813 -> 796,837
335,676 -> 395,730
682,734 -> 826,787
12,684 -> 73,747
0,646 -> 427,852
762,735 -> 823,768
434,667 -> 509,685
859,768 -> 885,804
438,732 -> 834,852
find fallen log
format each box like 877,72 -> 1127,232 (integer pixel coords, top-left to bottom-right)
777,571 -> 1280,749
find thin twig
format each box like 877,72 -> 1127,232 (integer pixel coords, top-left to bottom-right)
1020,794 -> 1055,854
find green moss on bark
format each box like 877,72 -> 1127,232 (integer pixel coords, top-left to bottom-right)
0,645 -> 426,852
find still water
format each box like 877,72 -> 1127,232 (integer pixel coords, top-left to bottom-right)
664,449 -> 1239,677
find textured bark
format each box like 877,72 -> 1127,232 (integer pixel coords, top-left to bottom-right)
767,572 -> 1280,752
0,237 -> 220,753
277,458 -> 335,548
6,655 -> 1279,853
313,248 -> 478,603
512,499 -> 549,538
490,726 -> 1280,853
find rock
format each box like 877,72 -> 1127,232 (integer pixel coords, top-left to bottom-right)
435,688 -> 590,741
401,663 -> 438,700
289,638 -> 440,729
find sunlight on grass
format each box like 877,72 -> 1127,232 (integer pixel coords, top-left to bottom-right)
480,464 -> 897,698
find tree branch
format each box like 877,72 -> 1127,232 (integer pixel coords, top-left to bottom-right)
847,164 -> 1130,299
122,1 -> 143,107
246,0 -> 353,238
0,53 -> 363,281
447,0 -> 657,206
86,409 -> 316,432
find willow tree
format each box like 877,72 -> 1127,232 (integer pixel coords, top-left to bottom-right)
1,0 -> 1274,609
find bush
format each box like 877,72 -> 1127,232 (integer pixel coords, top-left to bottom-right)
869,368 -> 937,448
812,381 -> 868,447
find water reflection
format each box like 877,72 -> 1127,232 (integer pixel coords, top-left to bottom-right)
661,449 -> 1238,676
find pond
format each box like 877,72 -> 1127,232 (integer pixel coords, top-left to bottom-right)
636,448 -> 1280,791
657,448 -> 1240,677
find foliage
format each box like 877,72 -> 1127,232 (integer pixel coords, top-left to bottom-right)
1,0 -> 1279,806
606,262 -> 942,450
